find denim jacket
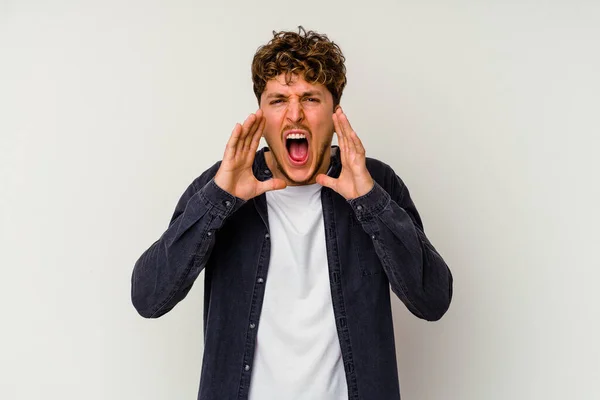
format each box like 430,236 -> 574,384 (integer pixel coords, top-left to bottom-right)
131,146 -> 453,400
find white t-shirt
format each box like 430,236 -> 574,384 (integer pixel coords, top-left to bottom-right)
248,183 -> 348,400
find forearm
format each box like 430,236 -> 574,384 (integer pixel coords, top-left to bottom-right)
349,182 -> 453,321
131,178 -> 244,318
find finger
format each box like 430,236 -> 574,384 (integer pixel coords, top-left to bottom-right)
337,109 -> 359,155
236,113 -> 257,154
248,109 -> 263,137
316,173 -> 338,192
338,111 -> 364,155
348,128 -> 365,155
337,108 -> 355,133
332,113 -> 347,153
243,110 -> 263,153
224,123 -> 243,160
248,116 -> 266,155
333,113 -> 350,165
256,178 -> 287,196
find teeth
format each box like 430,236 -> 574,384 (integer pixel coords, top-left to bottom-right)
287,133 -> 306,140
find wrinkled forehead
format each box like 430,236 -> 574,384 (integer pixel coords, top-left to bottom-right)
262,73 -> 329,98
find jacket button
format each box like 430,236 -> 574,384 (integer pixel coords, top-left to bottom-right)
356,205 -> 363,211
250,323 -> 256,329
265,233 -> 270,239
244,365 -> 250,371
224,200 -> 231,207
257,277 -> 264,284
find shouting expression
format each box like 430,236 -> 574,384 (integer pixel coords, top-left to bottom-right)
260,73 -> 335,186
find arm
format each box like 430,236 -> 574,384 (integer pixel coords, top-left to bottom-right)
317,107 -> 452,321
348,176 -> 453,321
131,109 -> 286,318
131,166 -> 244,318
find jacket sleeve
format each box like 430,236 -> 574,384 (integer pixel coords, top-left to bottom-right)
131,163 -> 245,318
348,170 -> 453,321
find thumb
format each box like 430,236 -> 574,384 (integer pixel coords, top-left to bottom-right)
256,178 -> 287,196
316,174 -> 337,191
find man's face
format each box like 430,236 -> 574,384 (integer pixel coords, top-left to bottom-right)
260,73 -> 335,186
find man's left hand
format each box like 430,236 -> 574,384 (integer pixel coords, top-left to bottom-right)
317,108 -> 375,200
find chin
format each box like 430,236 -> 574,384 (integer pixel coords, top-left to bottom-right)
275,156 -> 318,185
269,142 -> 329,185
284,168 -> 317,185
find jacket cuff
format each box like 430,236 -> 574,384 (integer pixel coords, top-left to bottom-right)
200,179 -> 246,217
348,181 -> 391,222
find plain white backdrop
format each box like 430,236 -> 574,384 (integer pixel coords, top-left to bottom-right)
1,1 -> 599,399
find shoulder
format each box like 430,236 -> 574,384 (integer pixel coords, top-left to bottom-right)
188,160 -> 222,193
365,157 -> 407,191
365,157 -> 393,176
365,157 -> 418,217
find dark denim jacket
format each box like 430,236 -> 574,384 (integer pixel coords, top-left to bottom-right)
131,146 -> 453,400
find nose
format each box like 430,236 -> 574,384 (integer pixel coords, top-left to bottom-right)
286,100 -> 304,124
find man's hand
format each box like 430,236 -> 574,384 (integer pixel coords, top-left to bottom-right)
316,108 -> 374,200
214,109 -> 287,200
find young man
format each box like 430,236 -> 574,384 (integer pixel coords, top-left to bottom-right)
132,27 -> 453,400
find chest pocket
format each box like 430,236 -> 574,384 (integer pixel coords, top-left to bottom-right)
350,215 -> 384,276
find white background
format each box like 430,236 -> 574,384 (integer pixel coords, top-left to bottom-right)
1,1 -> 599,399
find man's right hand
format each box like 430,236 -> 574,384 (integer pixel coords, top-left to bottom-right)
214,109 -> 287,201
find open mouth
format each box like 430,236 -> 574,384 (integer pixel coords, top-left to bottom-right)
285,132 -> 309,165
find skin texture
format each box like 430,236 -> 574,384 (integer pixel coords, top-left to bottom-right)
214,74 -> 374,201
260,74 -> 335,186
316,107 -> 375,200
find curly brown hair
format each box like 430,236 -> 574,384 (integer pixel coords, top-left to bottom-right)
251,27 -> 347,109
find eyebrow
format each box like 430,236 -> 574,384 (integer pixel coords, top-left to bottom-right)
265,91 -> 323,99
